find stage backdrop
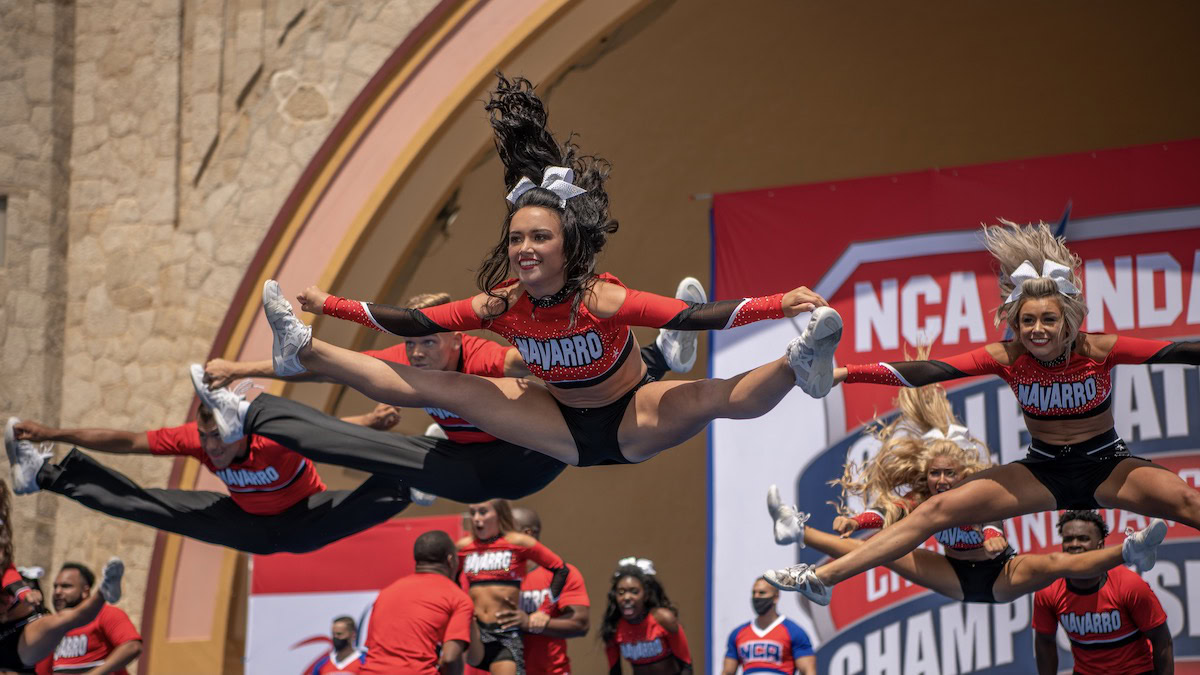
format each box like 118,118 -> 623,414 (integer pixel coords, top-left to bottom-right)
244,514 -> 464,675
708,139 -> 1200,674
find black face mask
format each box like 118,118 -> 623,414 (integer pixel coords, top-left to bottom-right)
752,597 -> 775,616
331,637 -> 351,651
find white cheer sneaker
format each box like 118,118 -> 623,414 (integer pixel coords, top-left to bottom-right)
767,484 -> 809,546
763,563 -> 832,605
263,280 -> 312,377
787,306 -> 843,398
1122,518 -> 1167,573
5,417 -> 50,495
189,364 -> 247,443
656,276 -> 708,373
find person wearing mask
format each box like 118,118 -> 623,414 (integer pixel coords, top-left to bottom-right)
721,578 -> 814,675
309,616 -> 365,674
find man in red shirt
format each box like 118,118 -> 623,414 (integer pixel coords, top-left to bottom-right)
499,506 -> 589,675
39,563 -> 142,675
363,530 -> 472,675
5,403 -> 411,555
1033,510 -> 1173,675
308,616 -> 366,674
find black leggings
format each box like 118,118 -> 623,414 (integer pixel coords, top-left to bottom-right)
244,394 -> 567,502
37,449 -> 410,555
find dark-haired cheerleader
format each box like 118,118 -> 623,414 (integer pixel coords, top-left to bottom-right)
254,74 -> 842,468
601,560 -> 691,675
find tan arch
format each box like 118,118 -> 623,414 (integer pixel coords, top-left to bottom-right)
139,0 -> 652,671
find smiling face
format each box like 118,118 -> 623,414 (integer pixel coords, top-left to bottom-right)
468,501 -> 501,540
1017,296 -> 1068,361
507,206 -> 566,295
925,454 -> 963,495
615,575 -> 647,620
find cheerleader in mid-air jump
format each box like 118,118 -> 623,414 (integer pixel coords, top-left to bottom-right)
765,359 -> 1164,604
252,74 -> 842,469
771,221 -> 1199,605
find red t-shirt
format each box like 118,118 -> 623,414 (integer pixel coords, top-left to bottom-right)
1033,566 -> 1166,675
362,334 -> 509,443
520,564 -> 589,675
146,423 -> 325,515
362,572 -> 473,675
46,604 -> 141,675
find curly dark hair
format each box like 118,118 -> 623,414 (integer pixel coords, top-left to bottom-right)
1057,509 -> 1109,541
476,74 -> 618,326
600,564 -> 677,645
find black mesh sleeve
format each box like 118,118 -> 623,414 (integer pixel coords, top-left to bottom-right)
1145,341 -> 1200,365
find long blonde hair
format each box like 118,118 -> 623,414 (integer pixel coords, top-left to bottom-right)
833,349 -> 991,526
982,221 -> 1088,349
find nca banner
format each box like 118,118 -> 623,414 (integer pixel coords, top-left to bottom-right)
245,515 -> 464,675
708,139 -> 1200,674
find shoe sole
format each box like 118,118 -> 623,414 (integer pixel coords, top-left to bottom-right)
263,280 -> 306,376
675,277 -> 708,305
800,307 -> 843,398
189,365 -> 238,443
1133,519 -> 1168,571
4,418 -> 18,465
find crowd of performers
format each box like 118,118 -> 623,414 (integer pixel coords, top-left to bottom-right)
0,71 -> 1197,673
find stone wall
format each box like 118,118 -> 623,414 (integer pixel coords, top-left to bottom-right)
2,0 -> 439,652
0,0 -> 74,578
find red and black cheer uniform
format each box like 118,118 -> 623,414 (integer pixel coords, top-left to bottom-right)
34,423 -> 410,555
39,603 -> 141,675
363,335 -> 510,444
0,564 -> 42,674
1033,565 -> 1167,675
324,274 -> 785,465
605,610 -> 692,675
459,536 -> 569,675
852,508 -> 1014,602
843,335 -> 1200,508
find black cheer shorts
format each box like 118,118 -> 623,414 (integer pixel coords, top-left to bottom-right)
553,373 -> 652,467
1015,428 -> 1141,509
947,548 -> 1016,603
475,621 -> 524,673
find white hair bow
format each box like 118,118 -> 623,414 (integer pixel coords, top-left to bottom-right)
615,556 -> 657,577
1005,260 -> 1080,304
922,424 -> 976,450
505,166 -> 588,208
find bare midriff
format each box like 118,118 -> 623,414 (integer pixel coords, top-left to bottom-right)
546,333 -> 649,409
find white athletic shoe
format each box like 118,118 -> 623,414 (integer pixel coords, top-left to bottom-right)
6,417 -> 49,496
189,364 -> 246,443
99,557 -> 124,603
767,484 -> 809,546
787,307 -> 843,398
423,422 -> 448,440
1122,518 -> 1167,573
656,276 -> 708,373
763,563 -> 832,605
262,280 -> 311,377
